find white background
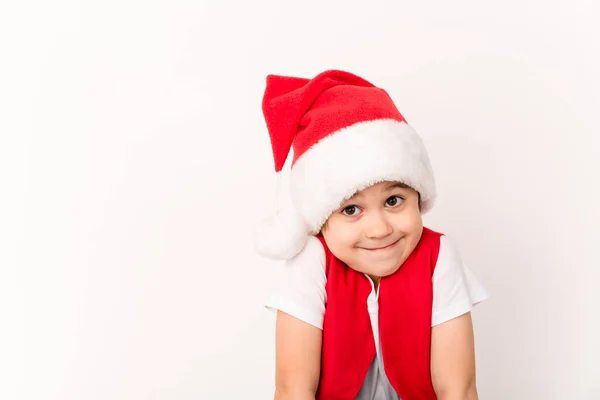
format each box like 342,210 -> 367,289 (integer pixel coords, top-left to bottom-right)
1,1 -> 599,399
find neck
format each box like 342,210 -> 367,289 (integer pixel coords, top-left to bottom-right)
369,275 -> 381,291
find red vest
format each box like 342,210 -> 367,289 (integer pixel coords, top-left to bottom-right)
316,227 -> 442,400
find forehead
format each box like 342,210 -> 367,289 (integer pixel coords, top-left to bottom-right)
350,180 -> 411,198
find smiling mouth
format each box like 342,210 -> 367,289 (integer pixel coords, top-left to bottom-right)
364,238 -> 400,251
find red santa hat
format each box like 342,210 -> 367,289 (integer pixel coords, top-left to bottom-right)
254,69 -> 436,260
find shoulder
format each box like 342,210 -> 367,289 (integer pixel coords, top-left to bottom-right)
420,227 -> 460,262
287,235 -> 326,269
437,234 -> 462,264
431,233 -> 489,326
432,234 -> 472,284
420,226 -> 444,244
265,235 -> 328,330
278,235 -> 327,292
419,227 -> 444,256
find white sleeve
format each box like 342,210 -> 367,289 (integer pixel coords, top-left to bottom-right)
431,235 -> 489,327
264,236 -> 327,330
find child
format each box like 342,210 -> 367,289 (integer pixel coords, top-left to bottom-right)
254,70 -> 488,400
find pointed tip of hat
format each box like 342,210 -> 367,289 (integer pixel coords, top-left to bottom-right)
253,209 -> 310,260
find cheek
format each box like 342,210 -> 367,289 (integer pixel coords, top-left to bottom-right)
398,206 -> 423,232
410,215 -> 424,233
323,223 -> 359,252
328,226 -> 354,246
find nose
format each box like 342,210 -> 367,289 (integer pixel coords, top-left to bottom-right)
364,211 -> 393,239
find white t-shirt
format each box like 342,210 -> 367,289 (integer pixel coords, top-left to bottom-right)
265,234 -> 488,400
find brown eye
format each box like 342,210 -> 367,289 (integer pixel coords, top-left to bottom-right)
386,196 -> 404,207
342,205 -> 360,216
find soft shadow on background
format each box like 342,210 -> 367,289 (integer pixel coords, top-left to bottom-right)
1,1 -> 599,399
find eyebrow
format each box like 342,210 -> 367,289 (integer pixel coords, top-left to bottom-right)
350,182 -> 410,200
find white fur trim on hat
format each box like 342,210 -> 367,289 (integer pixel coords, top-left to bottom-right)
253,207 -> 310,260
290,119 -> 436,234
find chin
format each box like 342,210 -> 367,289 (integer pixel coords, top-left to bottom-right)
376,262 -> 403,277
357,257 -> 403,278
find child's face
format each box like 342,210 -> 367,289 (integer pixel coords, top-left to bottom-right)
321,181 -> 423,279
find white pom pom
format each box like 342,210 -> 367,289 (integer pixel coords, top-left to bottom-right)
253,209 -> 309,260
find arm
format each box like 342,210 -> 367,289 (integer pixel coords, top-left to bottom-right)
274,310 -> 322,400
430,312 -> 478,400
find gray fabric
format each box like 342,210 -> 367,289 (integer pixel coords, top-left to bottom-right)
354,285 -> 401,400
355,357 -> 400,400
